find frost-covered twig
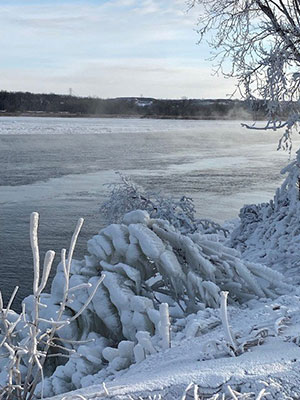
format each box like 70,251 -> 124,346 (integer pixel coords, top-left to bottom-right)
181,382 -> 196,400
100,173 -> 228,236
220,292 -> 237,355
27,215 -> 103,400
0,212 -> 104,400
68,275 -> 105,323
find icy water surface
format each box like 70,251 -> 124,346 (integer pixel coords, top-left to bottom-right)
1,116 -> 298,308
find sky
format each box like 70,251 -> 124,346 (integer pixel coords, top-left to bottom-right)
0,0 -> 236,99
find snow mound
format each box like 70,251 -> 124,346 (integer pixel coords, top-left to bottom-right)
230,149 -> 300,279
45,293 -> 300,399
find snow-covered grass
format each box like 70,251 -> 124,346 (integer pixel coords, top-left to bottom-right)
3,151 -> 300,399
0,213 -> 104,400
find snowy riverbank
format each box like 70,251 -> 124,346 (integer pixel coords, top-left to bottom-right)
2,139 -> 300,399
42,150 -> 300,399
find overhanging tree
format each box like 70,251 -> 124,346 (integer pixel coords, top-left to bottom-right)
189,0 -> 300,149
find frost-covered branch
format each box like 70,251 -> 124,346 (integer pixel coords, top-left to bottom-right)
0,213 -> 104,400
189,0 -> 300,139
100,173 -> 228,236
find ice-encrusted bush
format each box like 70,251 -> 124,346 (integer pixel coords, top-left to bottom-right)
101,173 -> 228,236
87,210 -> 290,309
1,208 -> 293,398
230,149 -> 300,275
35,209 -> 293,397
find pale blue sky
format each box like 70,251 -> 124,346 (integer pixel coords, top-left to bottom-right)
0,0 -> 236,98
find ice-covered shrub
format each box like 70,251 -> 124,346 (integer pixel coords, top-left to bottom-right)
101,173 -> 228,236
230,149 -> 300,275
2,208 -> 293,398
0,213 -> 103,400
36,208 -> 295,397
87,210 -> 290,310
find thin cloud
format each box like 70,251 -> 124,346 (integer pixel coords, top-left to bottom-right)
0,58 -> 236,99
132,0 -> 160,15
0,0 -> 236,98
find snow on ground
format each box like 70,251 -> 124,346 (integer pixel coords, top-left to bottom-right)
45,292 -> 300,399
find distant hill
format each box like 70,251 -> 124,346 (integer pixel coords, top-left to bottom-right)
0,90 -> 267,119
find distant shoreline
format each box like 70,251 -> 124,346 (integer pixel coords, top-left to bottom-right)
0,111 -> 257,120
0,91 -> 271,120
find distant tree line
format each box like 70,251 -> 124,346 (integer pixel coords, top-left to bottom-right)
0,90 -> 269,119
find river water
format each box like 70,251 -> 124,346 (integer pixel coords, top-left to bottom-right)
0,116 -> 298,308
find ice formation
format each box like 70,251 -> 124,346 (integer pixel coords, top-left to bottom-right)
26,209 -> 291,397
230,148 -> 300,279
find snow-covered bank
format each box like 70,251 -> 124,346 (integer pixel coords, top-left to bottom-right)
3,148 -> 300,399
46,293 -> 300,399
43,150 -> 300,399
230,149 -> 300,280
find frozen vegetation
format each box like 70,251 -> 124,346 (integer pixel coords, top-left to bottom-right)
3,151 -> 300,399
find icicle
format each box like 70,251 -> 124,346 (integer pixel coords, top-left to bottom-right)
133,343 -> 145,363
37,250 -> 55,295
220,291 -> 237,354
159,303 -> 171,349
30,212 -> 40,295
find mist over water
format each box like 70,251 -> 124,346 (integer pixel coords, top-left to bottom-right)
1,116 -> 298,309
